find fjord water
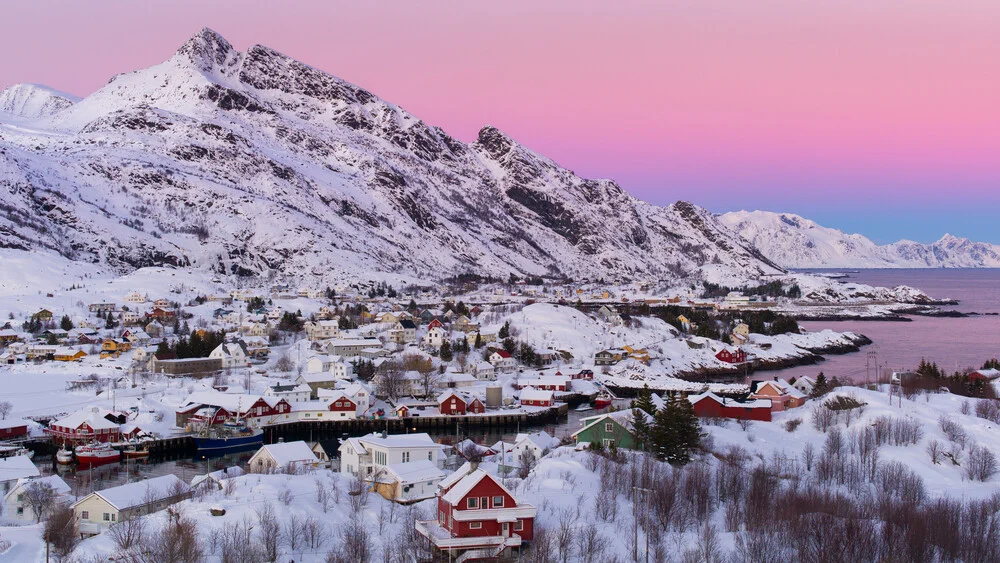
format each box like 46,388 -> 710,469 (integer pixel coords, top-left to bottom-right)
775,269 -> 1000,383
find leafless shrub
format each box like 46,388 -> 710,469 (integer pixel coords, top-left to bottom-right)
142,511 -> 204,563
812,404 -> 835,432
0,400 -> 12,420
966,445 -> 999,482
330,519 -> 373,563
927,439 -> 942,464
939,415 -> 967,446
802,442 -> 816,471
824,427 -> 845,457
575,522 -> 608,563
278,486 -> 293,506
784,418 -> 802,432
255,502 -> 280,562
219,517 -> 266,563
555,508 -> 575,563
975,400 -> 1000,424
109,514 -> 147,551
961,400 -> 972,415
283,513 -> 304,555
43,505 -> 78,561
303,515 -> 326,550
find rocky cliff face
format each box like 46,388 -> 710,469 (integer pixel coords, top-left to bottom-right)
0,28 -> 782,284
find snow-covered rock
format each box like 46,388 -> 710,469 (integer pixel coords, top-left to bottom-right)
721,210 -> 1000,268
0,28 -> 782,285
0,83 -> 79,120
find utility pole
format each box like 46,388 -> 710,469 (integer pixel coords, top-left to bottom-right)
632,486 -> 651,562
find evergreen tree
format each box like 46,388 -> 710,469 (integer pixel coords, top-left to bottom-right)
502,337 -> 516,354
631,385 -> 657,415
474,332 -> 483,349
498,321 -> 510,340
407,299 -> 418,312
46,332 -> 58,345
60,315 -> 74,331
984,358 -> 1000,370
812,372 -> 829,397
439,339 -> 453,362
651,405 -> 676,462
671,397 -> 701,464
105,314 -> 117,329
631,408 -> 653,451
456,336 -> 470,354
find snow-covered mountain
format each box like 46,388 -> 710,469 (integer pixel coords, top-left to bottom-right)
720,210 -> 1000,268
0,83 -> 80,120
0,28 -> 782,284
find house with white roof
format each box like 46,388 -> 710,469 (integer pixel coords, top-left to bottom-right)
0,455 -> 40,495
3,475 -> 71,523
792,375 -> 816,395
72,475 -> 192,536
248,441 -> 320,474
518,388 -> 555,407
495,432 -> 561,472
373,459 -> 445,503
339,432 -> 444,479
45,407 -> 122,445
264,382 -> 312,403
209,340 -> 250,369
472,361 -> 496,381
190,466 -> 245,491
305,320 -> 342,341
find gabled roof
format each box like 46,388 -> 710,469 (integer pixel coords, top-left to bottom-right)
0,455 -> 40,482
78,474 -> 190,511
519,387 -> 554,402
688,392 -> 772,409
514,431 -> 560,451
573,409 -> 653,438
382,460 -> 445,485
439,461 -> 475,491
4,475 -> 71,499
254,441 -> 318,467
51,408 -> 119,430
441,468 -> 516,506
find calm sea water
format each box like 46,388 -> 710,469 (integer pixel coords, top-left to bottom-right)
774,269 -> 1000,383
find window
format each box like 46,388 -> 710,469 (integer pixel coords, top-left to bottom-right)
493,496 -> 504,508
112,514 -> 116,521
402,452 -> 410,462
103,513 -> 111,521
603,439 -> 615,447
82,511 -> 89,519
428,451 -> 433,461
468,497 -> 478,509
605,422 -> 614,433
515,520 -> 524,531
469,522 -> 482,529
16,507 -> 24,515
481,496 -> 488,509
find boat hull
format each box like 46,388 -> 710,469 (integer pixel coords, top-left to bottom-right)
193,431 -> 263,454
76,452 -> 120,467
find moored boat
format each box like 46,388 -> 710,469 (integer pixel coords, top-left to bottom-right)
123,445 -> 150,459
593,391 -> 613,409
75,442 -> 120,467
56,446 -> 74,465
192,420 -> 263,454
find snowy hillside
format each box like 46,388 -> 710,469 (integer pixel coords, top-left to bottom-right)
721,210 -> 1000,268
0,28 -> 782,285
0,83 -> 80,120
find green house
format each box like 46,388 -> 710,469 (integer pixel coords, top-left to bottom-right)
571,409 -> 653,450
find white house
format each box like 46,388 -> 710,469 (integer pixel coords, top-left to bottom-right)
305,320 -> 342,341
792,376 -> 816,395
472,361 -> 496,381
3,475 -> 71,523
317,382 -> 370,414
0,455 -> 41,495
375,459 -> 445,503
496,431 -> 560,472
339,432 -> 443,477
305,355 -> 354,380
124,291 -> 147,304
190,467 -> 244,491
264,383 -> 312,403
209,341 -> 250,369
72,475 -> 191,536
248,441 -> 320,473
423,326 -> 448,349
489,350 -> 517,373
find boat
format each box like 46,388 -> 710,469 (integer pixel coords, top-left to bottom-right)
56,446 -> 74,465
594,391 -> 613,409
192,419 -> 263,454
74,442 -> 121,467
123,445 -> 150,459
575,404 -> 594,412
0,443 -> 33,459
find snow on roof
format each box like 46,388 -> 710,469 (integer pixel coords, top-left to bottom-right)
357,432 -> 437,449
688,392 -> 772,409
191,466 -> 244,487
514,431 -> 560,450
254,441 -> 318,467
181,391 -> 261,413
52,407 -> 119,430
0,418 -> 29,431
6,475 -> 71,499
383,460 -> 445,484
0,455 -> 40,482
441,469 -> 516,506
519,387 -> 554,401
518,376 -> 570,386
439,461 -> 475,491
86,474 -> 190,511
574,409 -> 653,437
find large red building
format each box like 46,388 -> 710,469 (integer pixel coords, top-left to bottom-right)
45,408 -> 125,445
416,463 -> 536,559
689,392 -> 772,422
0,419 -> 29,440
438,391 -> 486,415
715,348 -> 748,364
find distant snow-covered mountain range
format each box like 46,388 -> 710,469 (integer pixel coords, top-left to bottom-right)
720,210 -> 1000,269
0,28 -> 783,285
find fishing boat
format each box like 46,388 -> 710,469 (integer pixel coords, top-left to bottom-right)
0,443 -> 33,459
192,417 -> 263,454
74,442 -> 120,467
56,446 -> 74,465
575,404 -> 594,412
593,391 -> 613,409
123,444 -> 150,459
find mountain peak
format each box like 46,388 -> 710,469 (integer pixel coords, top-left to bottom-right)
0,83 -> 79,119
475,125 -> 516,159
175,27 -> 235,73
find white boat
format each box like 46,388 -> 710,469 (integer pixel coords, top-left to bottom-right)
575,404 -> 594,412
56,446 -> 74,465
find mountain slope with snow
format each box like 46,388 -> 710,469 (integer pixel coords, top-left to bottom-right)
720,210 -> 1000,268
0,83 -> 80,120
0,29 -> 781,285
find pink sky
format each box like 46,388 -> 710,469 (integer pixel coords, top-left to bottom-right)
2,1 -> 998,242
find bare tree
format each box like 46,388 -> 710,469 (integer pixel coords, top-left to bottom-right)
574,523 -> 608,563
927,439 -> 942,464
315,476 -> 331,512
255,502 -> 280,562
375,369 -> 406,401
283,513 -> 305,556
21,480 -> 58,523
43,505 -> 78,561
966,445 -> 999,482
331,519 -> 373,563
555,508 -> 575,563
109,514 -> 148,551
220,517 -> 265,563
0,400 -> 12,420
278,486 -> 294,505
417,369 -> 440,399
303,515 -> 327,550
142,511 -> 204,563
518,449 -> 538,479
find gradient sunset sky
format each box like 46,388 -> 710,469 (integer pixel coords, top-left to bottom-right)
3,1 -> 998,244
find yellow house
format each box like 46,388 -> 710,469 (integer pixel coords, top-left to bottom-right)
72,475 -> 192,536
54,349 -> 86,362
677,315 -> 691,332
100,339 -> 131,359
623,345 -> 650,364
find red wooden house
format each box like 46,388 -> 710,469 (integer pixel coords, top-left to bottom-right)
518,387 -> 555,407
416,463 -> 536,559
46,408 -> 122,445
0,419 -> 29,440
146,307 -> 176,321
689,392 -> 771,422
326,392 -> 357,415
571,369 -> 594,380
438,391 -> 486,415
427,318 -> 444,330
715,348 -> 748,364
